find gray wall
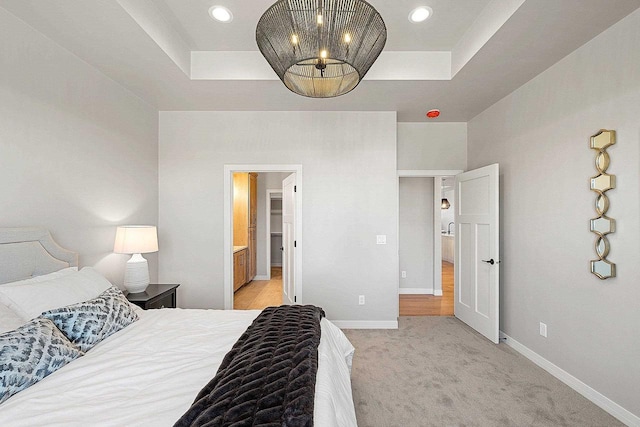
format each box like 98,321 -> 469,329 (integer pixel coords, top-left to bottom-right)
467,9 -> 640,418
397,122 -> 467,170
396,124 -> 466,294
399,178 -> 434,291
158,111 -> 398,322
0,8 -> 159,286
256,172 -> 291,277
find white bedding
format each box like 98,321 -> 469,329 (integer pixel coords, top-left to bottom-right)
0,308 -> 357,427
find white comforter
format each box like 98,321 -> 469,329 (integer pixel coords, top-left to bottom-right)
0,309 -> 357,426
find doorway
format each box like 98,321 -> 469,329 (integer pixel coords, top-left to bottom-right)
397,170 -> 462,316
397,166 -> 500,343
438,176 -> 456,314
232,174 -> 290,310
223,165 -> 302,310
266,189 -> 283,275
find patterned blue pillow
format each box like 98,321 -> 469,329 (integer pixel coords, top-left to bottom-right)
0,318 -> 83,404
40,286 -> 138,353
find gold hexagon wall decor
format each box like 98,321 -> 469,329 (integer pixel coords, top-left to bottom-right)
589,129 -> 616,279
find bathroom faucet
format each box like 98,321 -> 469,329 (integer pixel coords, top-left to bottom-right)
448,222 -> 455,235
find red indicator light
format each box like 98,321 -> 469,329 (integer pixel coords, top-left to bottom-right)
426,109 -> 440,118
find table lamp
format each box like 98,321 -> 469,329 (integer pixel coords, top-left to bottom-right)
114,225 -> 158,293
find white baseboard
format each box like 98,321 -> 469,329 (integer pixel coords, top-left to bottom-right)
331,320 -> 398,329
253,275 -> 269,281
271,263 -> 282,267
499,331 -> 639,426
399,288 -> 434,294
434,290 -> 443,296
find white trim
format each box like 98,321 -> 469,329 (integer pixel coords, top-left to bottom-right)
271,263 -> 282,267
331,320 -> 398,329
223,164 -> 303,310
499,331 -> 640,426
398,169 -> 464,177
253,275 -> 269,281
433,177 -> 443,295
265,191 -> 271,280
434,290 -> 443,296
399,287 -> 434,294
191,51 -> 451,81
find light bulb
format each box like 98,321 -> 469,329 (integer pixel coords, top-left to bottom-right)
291,34 -> 299,45
209,6 -> 233,23
317,13 -> 323,25
320,50 -> 328,59
409,7 -> 432,23
344,33 -> 352,43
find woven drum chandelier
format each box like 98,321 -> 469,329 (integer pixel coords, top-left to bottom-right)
256,0 -> 387,98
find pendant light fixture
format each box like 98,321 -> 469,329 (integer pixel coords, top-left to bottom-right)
441,198 -> 451,209
256,0 -> 387,98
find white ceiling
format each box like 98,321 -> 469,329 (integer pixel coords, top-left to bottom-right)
158,0 -> 492,51
1,0 -> 639,122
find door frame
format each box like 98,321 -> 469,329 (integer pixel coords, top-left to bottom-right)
223,164 -> 303,310
397,170 -> 463,296
265,189 -> 283,279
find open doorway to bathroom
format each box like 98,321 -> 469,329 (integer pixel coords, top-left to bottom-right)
398,171 -> 460,316
224,164 -> 302,310
232,172 -> 293,310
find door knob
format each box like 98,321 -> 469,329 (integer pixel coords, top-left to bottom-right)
482,259 -> 495,265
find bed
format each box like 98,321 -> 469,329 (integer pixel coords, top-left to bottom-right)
0,228 -> 357,426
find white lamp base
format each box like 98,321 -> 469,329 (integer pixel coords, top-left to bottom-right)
124,253 -> 150,293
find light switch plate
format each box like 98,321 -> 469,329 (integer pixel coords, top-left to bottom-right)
376,235 -> 387,244
539,322 -> 547,338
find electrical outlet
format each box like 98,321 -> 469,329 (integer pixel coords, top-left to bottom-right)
358,295 -> 365,305
401,271 -> 407,278
539,322 -> 547,338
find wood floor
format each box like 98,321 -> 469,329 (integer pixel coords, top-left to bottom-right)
235,263 -> 452,315
233,267 -> 282,310
399,261 -> 454,316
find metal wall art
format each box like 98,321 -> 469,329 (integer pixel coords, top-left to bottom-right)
589,129 -> 616,279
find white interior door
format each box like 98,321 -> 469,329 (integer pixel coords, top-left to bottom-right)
282,173 -> 296,305
454,164 -> 500,343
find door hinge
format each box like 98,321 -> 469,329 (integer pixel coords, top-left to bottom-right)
294,185 -> 297,192
294,240 -> 297,248
294,296 -> 297,303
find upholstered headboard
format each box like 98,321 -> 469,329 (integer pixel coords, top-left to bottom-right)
0,228 -> 78,285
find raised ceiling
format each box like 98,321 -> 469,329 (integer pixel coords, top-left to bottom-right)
1,0 -> 639,122
158,0 -> 492,51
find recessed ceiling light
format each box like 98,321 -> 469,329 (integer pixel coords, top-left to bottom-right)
209,6 -> 233,23
409,6 -> 433,23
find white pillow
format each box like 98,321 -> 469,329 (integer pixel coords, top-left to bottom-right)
0,267 -> 78,328
5,267 -> 77,287
0,267 -> 112,321
0,302 -> 25,333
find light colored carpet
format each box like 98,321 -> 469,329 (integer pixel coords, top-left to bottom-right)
343,317 -> 621,427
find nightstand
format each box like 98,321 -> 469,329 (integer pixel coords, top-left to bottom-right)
126,284 -> 180,310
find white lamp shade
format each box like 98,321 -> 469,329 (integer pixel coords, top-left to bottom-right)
114,226 -> 158,254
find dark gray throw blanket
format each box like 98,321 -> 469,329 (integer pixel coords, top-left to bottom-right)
174,305 -> 325,427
